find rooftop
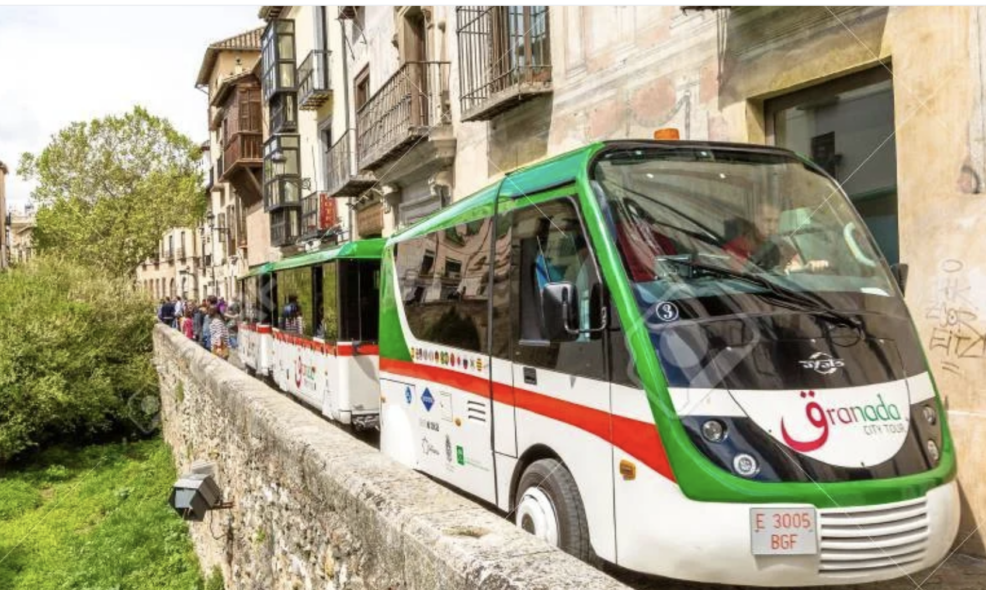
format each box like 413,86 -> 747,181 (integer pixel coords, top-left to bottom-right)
195,26 -> 263,87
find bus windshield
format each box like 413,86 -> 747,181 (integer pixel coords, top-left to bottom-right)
592,146 -> 897,312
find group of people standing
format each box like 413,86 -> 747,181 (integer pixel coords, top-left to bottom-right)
157,295 -> 240,360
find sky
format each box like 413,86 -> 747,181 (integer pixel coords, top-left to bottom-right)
0,6 -> 263,211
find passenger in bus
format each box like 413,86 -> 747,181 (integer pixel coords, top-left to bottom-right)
282,294 -> 304,335
724,202 -> 830,274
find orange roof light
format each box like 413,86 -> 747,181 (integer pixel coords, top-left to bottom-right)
654,128 -> 680,140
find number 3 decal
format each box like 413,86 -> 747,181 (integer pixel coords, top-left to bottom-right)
656,301 -> 680,322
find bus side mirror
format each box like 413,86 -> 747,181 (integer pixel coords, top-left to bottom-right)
891,263 -> 909,295
540,281 -> 578,341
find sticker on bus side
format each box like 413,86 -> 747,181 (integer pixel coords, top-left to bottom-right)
750,507 -> 818,555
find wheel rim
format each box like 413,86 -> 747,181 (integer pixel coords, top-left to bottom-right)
515,487 -> 559,546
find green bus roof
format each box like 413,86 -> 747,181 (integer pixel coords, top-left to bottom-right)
269,238 -> 387,272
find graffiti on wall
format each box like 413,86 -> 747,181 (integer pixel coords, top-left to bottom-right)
925,259 -> 986,375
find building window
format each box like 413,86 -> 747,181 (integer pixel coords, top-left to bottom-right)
261,19 -> 297,101
263,134 -> 302,211
456,6 -> 552,122
270,93 -> 298,134
766,67 -> 898,264
270,208 -> 302,247
354,66 -> 370,111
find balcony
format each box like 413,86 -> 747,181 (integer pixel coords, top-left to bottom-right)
456,7 -> 553,122
301,191 -> 320,239
298,50 -> 331,110
263,135 -> 303,212
356,61 -> 452,172
177,247 -> 186,260
270,208 -> 301,248
325,130 -> 375,197
221,134 -> 262,181
219,84 -> 263,182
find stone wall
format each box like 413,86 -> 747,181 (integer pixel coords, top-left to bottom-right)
152,324 -> 630,590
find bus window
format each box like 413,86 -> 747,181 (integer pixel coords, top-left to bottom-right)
321,262 -> 339,341
511,198 -> 605,380
276,268 -> 315,337
395,219 -> 493,352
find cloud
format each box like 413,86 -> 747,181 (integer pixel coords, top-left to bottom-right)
0,6 -> 262,211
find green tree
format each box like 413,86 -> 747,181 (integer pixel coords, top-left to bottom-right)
18,106 -> 205,278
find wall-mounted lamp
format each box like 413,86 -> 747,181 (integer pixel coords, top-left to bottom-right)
169,462 -> 233,521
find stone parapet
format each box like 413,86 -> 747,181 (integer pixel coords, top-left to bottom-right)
152,324 -> 631,590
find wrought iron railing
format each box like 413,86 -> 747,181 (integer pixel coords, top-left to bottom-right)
325,130 -> 375,197
298,50 -> 331,109
456,6 -> 552,122
356,61 -> 451,170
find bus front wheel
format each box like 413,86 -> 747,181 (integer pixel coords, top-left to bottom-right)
514,459 -> 592,561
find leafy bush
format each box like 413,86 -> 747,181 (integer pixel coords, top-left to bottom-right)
0,256 -> 158,464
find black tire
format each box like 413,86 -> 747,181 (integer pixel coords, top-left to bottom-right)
515,458 -> 593,561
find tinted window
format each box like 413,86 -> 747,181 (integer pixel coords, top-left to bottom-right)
490,213 -> 512,358
321,262 -> 339,340
396,218 -> 494,353
511,198 -> 606,379
339,260 -> 380,342
275,267 -> 315,337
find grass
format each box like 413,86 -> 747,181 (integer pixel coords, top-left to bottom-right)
0,437 -> 210,590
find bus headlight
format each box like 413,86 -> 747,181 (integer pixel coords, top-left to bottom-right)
926,440 -> 940,464
733,453 -> 760,478
701,420 -> 726,443
922,405 -> 937,426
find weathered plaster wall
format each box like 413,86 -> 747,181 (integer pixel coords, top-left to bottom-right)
152,325 -> 631,590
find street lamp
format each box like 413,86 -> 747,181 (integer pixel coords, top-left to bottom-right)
199,212 -> 231,299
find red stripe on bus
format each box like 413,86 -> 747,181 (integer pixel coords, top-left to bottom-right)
379,358 -> 675,482
271,331 -> 378,357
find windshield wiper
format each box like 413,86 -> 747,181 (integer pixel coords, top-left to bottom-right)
665,259 -> 863,329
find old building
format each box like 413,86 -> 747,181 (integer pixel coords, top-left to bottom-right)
195,27 -> 267,300
136,227 -> 202,301
7,207 -> 35,265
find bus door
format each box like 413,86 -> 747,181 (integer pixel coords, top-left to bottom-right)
506,196 -> 618,561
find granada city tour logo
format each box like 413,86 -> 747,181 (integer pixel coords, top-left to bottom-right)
780,390 -> 906,452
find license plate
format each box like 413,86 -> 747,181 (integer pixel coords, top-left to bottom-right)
750,507 -> 818,555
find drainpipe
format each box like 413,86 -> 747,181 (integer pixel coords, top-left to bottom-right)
340,15 -> 355,240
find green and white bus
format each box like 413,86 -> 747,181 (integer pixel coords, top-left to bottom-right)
376,139 -> 959,586
239,239 -> 384,428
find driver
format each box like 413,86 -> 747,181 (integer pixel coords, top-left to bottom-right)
724,202 -> 830,274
